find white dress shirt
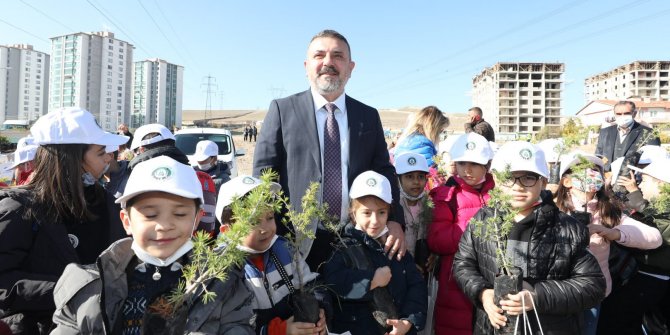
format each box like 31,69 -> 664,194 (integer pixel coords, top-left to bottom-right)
311,89 -> 349,222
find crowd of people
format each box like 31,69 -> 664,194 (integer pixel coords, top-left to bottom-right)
0,29 -> 669,335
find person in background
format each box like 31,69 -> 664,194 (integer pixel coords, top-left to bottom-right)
244,125 -> 249,142
5,137 -> 38,186
50,156 -> 255,334
0,107 -> 128,334
253,125 -> 258,142
193,140 -> 231,195
464,107 -> 495,142
117,123 -> 133,152
394,106 -> 450,168
536,138 -> 563,197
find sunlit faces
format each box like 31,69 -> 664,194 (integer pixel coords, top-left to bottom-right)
498,172 -> 546,217
399,171 -> 428,197
639,174 -> 662,200
456,161 -> 488,188
82,144 -> 112,179
241,210 -> 277,252
350,196 -> 390,238
304,36 -> 355,100
121,192 -> 202,260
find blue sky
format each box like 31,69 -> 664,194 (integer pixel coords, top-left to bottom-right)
2,0 -> 669,115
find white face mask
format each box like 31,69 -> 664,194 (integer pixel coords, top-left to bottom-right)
132,240 -> 194,267
198,162 -> 213,170
616,114 -> 634,128
355,224 -> 389,240
236,235 -> 278,254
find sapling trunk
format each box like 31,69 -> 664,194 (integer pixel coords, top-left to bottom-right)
493,266 -> 523,335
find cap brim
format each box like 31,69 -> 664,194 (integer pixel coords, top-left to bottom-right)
94,133 -> 129,146
116,188 -> 201,206
193,153 -> 211,162
452,156 -> 490,165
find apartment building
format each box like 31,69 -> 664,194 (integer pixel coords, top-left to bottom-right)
472,62 -> 564,135
131,58 -> 183,129
584,61 -> 670,102
49,31 -> 134,131
0,44 -> 50,124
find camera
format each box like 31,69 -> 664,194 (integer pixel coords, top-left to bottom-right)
612,151 -> 641,199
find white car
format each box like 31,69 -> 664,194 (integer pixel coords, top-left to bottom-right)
174,127 -> 245,177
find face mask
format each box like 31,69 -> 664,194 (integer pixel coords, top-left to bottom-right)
236,235 -> 279,254
400,188 -> 426,202
82,163 -> 111,186
132,239 -> 194,267
616,115 -> 634,128
356,224 -> 389,240
198,162 -> 212,170
571,168 -> 604,193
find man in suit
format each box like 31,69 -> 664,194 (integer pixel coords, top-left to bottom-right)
595,100 -> 660,171
253,29 -> 405,271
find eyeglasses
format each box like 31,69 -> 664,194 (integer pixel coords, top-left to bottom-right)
502,174 -> 540,188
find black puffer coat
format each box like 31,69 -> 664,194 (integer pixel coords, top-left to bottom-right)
453,196 -> 606,335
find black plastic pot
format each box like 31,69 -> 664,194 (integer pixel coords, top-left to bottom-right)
370,287 -> 399,334
570,211 -> 592,227
141,303 -> 188,335
291,290 -> 321,324
548,163 -> 561,184
493,267 -> 523,335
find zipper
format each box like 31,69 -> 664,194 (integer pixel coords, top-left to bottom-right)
261,270 -> 275,308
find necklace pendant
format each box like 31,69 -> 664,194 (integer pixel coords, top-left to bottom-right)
152,268 -> 162,281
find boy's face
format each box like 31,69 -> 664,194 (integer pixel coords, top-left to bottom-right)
351,196 -> 389,237
399,171 -> 428,197
639,174 -> 662,200
498,171 -> 546,217
121,191 -> 202,260
456,161 -> 488,187
242,210 -> 277,252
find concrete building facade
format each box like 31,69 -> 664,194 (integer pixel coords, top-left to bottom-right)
131,58 -> 183,129
0,44 -> 50,124
49,31 -> 133,131
472,62 -> 564,135
584,61 -> 670,102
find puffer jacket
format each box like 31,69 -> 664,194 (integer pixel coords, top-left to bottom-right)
323,224 -> 427,335
394,133 -> 437,167
453,196 -> 605,335
50,238 -> 255,335
427,174 -> 494,335
625,191 -> 670,275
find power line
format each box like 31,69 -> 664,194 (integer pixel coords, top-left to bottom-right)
0,17 -> 50,44
152,0 -> 202,74
19,0 -> 76,32
201,75 -> 218,121
136,0 -> 192,69
85,0 -> 155,57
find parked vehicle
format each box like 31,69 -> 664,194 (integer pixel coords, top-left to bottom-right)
174,128 -> 245,177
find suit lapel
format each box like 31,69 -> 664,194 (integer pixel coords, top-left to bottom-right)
297,90 -> 321,173
347,95 -> 363,184
622,123 -> 643,154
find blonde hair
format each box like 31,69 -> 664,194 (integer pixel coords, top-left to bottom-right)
399,106 -> 450,144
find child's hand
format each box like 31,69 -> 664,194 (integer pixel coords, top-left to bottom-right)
616,171 -> 640,193
385,319 -> 412,335
286,315 -> 324,335
588,224 -> 621,241
317,309 -> 326,335
500,290 -> 536,316
371,266 -> 392,289
480,289 -> 506,329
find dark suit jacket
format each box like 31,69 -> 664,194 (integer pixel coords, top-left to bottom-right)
595,121 -> 660,171
253,90 -> 404,237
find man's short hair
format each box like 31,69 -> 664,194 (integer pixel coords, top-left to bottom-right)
614,101 -> 637,113
310,29 -> 351,58
469,107 -> 483,116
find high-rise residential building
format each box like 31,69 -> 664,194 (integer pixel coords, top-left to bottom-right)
49,31 -> 133,131
472,62 -> 564,135
584,61 -> 670,102
131,58 -> 183,129
0,44 -> 50,124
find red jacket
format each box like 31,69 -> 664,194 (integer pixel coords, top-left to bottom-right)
427,174 -> 494,335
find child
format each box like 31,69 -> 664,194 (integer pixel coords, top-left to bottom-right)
393,152 -> 433,273
554,151 -> 661,335
215,175 -> 328,335
324,171 -> 427,335
51,156 -> 255,334
452,141 -> 605,335
427,132 -> 495,335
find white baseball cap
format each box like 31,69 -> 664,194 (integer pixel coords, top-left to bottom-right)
638,145 -> 669,165
559,151 -> 604,177
394,152 -> 429,174
6,144 -> 38,170
449,133 -> 493,165
130,124 -> 175,150
537,138 -> 564,163
437,135 -> 458,155
489,141 -> 499,154
193,140 -> 219,162
491,141 -> 549,178
349,171 -> 393,204
16,136 -> 35,148
215,175 -> 281,222
30,107 -> 129,146
630,158 -> 670,184
116,156 -> 204,208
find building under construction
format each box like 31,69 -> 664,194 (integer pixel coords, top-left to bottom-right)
585,61 -> 670,102
472,62 -> 564,135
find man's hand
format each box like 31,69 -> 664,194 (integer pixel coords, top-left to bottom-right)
385,319 -> 412,335
616,171 -> 639,193
480,289 -> 506,329
385,221 -> 406,261
500,290 -> 536,316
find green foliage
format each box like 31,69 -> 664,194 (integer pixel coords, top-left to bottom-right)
0,135 -> 9,145
433,153 -> 452,178
651,183 -> 670,214
468,165 -> 519,276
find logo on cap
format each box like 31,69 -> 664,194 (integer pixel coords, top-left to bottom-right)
242,177 -> 256,184
519,149 -> 533,160
366,178 -> 377,187
408,157 -> 417,165
466,142 -> 476,150
152,167 -> 173,181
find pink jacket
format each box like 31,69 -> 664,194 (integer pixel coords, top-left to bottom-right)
575,195 -> 662,296
428,175 -> 495,335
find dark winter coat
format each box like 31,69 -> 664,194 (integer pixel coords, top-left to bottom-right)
195,161 -> 231,195
464,119 -> 495,142
453,196 -> 605,335
323,224 -> 427,335
624,191 -> 670,275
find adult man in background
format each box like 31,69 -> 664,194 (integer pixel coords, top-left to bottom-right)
253,29 -> 405,271
464,107 -> 495,142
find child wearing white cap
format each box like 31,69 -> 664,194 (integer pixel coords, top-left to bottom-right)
323,170 -> 427,335
0,107 -> 128,333
129,123 -> 176,154
193,140 -> 231,195
393,152 -> 432,273
553,151 -> 661,334
215,175 -> 328,335
5,136 -> 38,186
427,132 -> 495,335
51,156 -> 254,334
453,141 -> 605,334
595,158 -> 670,334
